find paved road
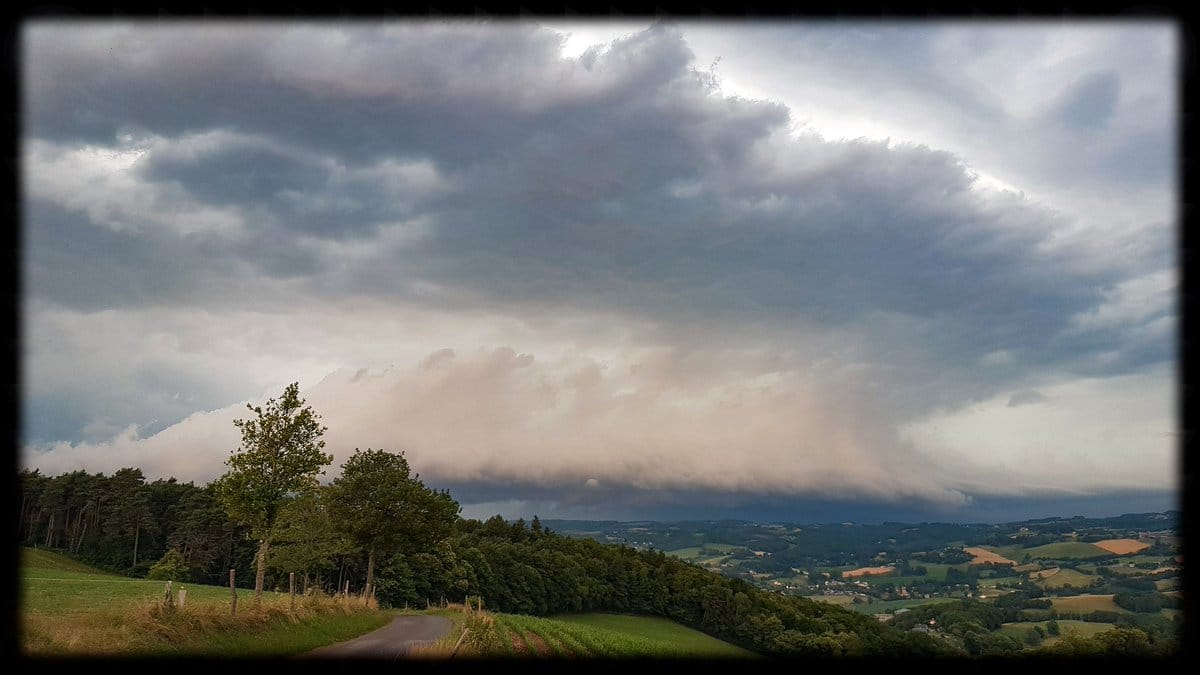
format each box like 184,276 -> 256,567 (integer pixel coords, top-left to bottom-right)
303,614 -> 453,659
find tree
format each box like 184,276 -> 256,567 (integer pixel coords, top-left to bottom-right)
328,448 -> 460,603
148,549 -> 189,581
268,487 -> 353,592
1046,619 -> 1060,636
213,382 -> 332,603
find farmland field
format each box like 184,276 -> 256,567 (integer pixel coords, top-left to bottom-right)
1022,542 -> 1110,560
999,620 -> 1115,646
920,563 -> 969,581
846,597 -> 942,614
493,612 -> 755,657
965,547 -> 1018,566
1049,594 -> 1129,615
1093,539 -> 1150,556
1038,568 -> 1098,589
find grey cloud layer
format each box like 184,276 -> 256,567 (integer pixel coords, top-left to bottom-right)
22,22 -> 1176,507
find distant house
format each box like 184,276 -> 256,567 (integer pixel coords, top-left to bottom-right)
910,624 -> 932,634
893,608 -> 911,615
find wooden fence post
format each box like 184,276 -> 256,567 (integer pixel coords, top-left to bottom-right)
230,569 -> 238,618
449,628 -> 470,658
290,572 -> 296,613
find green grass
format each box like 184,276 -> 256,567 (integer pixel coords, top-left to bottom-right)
979,545 -> 1026,562
491,613 -> 756,658
846,597 -> 943,614
998,620 -> 1115,647
1022,542 -> 1110,560
20,546 -> 389,656
1038,568 -> 1099,590
1049,594 -> 1129,616
920,563 -> 969,581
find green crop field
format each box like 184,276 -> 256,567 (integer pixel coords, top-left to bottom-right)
1038,568 -> 1099,590
492,612 -> 756,657
846,597 -> 942,614
20,547 -> 388,656
920,563 -> 969,581
1049,594 -> 1129,616
979,545 -> 1026,562
1023,542 -> 1110,560
998,620 -> 1115,646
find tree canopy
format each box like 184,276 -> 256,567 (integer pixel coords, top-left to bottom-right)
213,382 -> 332,600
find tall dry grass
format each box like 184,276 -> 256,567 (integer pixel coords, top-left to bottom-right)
22,588 -> 380,656
408,599 -> 502,659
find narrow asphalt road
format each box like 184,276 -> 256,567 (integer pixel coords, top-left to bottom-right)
303,614 -> 453,659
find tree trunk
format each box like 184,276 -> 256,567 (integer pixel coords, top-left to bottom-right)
254,538 -> 270,604
303,572 -> 309,595
133,523 -> 140,567
365,549 -> 376,604
75,517 -> 89,555
45,511 -> 54,548
19,494 -> 28,540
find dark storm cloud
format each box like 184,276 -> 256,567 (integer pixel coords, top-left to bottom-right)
1045,70 -> 1120,130
1007,390 -> 1047,408
22,22 -> 1176,508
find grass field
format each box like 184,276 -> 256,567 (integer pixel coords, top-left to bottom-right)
1023,542 -> 1110,560
1038,568 -> 1099,590
846,597 -> 943,614
976,545 -> 1025,562
1049,594 -> 1128,616
488,612 -> 756,658
998,620 -> 1115,647
920,563 -> 969,581
20,547 -> 389,656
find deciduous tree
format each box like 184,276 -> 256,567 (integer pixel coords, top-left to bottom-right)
214,382 -> 331,602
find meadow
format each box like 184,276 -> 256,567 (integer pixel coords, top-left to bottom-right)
1022,542 -> 1110,560
1037,568 -> 1100,590
998,620 -> 1116,646
20,547 -> 389,657
1049,594 -> 1129,616
487,612 -> 756,657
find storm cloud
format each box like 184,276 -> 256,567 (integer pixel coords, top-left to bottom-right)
21,21 -> 1176,518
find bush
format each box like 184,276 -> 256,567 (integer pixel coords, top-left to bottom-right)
147,549 -> 189,582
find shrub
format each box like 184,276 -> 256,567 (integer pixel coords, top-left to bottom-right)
147,550 -> 189,582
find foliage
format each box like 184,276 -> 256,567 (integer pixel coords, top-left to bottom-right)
213,382 -> 332,539
147,549 -> 190,581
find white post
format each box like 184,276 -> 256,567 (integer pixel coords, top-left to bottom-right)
178,588 -> 187,608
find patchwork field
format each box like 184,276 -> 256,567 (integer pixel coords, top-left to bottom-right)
1049,594 -> 1128,615
1038,568 -> 1098,590
964,547 -> 1018,566
1093,539 -> 1150,556
920,563 -> 970,581
1023,542 -> 1109,560
843,566 -> 894,578
999,620 -> 1115,646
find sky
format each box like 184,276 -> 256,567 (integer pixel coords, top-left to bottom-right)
20,20 -> 1179,524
